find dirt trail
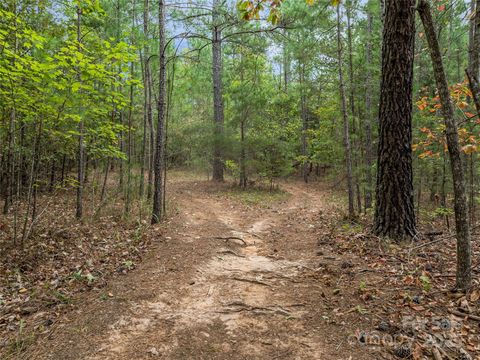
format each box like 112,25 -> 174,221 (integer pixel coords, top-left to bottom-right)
25,179 -> 373,360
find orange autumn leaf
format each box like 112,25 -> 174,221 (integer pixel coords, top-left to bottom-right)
462,145 -> 478,154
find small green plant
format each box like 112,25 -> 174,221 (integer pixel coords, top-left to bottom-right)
355,305 -> 368,314
428,207 -> 454,220
72,270 -> 84,281
50,290 -> 71,304
419,274 -> 431,292
71,270 -> 97,285
85,273 -> 97,285
227,187 -> 290,206
359,280 -> 367,292
123,260 -> 134,270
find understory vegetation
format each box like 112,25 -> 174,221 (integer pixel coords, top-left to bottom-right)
1,0 -> 480,359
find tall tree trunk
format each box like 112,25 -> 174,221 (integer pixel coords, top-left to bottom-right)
466,71 -> 480,229
140,0 -> 151,198
468,1 -> 480,80
374,0 -> 416,240
240,118 -> 247,188
125,61 -> 134,215
441,153 -> 450,229
283,29 -> 290,91
21,118 -> 43,246
469,154 -> 476,227
75,5 -> 84,219
212,0 -> 224,182
101,159 -> 110,202
4,3 -> 18,215
364,10 -> 374,211
61,154 -> 66,185
337,5 -> 355,218
418,0 -> 471,290
239,51 -> 247,188
4,108 -> 15,215
151,0 -> 166,224
300,63 -> 309,183
49,160 -> 55,192
346,0 -> 361,212
147,63 -> 155,199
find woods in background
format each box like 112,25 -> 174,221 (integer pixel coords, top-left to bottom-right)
0,0 -> 479,289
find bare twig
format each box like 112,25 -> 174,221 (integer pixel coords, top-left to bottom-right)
449,309 -> 480,321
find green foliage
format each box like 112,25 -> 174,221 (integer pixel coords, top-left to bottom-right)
419,274 -> 431,292
0,1 -> 136,193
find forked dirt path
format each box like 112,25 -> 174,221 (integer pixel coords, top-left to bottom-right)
24,179 -> 373,360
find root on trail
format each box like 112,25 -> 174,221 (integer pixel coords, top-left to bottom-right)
230,276 -> 271,287
214,236 -> 247,246
217,249 -> 246,258
218,300 -> 292,317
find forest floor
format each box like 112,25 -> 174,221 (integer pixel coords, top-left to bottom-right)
1,172 -> 480,359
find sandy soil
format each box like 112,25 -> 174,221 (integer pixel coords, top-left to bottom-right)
21,179 -> 377,360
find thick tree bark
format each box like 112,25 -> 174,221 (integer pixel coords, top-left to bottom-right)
152,0 -> 166,224
418,0 -> 471,290
337,5 -> 355,218
466,71 -> 480,227
468,1 -> 480,80
373,0 -> 416,240
212,0 -> 225,182
364,11 -> 374,211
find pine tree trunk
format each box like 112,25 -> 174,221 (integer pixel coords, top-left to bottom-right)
373,0 -> 416,240
212,0 -> 224,182
418,0 -> 471,290
300,63 -> 309,184
152,0 -> 166,224
337,5 -> 355,218
346,0 -> 361,213
140,0 -> 151,198
364,11 -> 374,211
469,1 -> 480,80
